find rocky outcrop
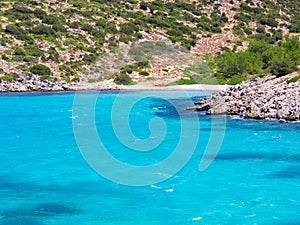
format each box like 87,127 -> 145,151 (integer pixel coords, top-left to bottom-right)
0,74 -> 121,92
188,75 -> 300,121
0,74 -> 71,92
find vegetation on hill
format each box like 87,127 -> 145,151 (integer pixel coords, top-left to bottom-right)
0,0 -> 299,85
213,36 -> 300,84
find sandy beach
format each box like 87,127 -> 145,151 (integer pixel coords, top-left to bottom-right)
121,83 -> 231,92
74,79 -> 231,93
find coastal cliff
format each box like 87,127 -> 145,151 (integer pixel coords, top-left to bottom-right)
188,74 -> 300,121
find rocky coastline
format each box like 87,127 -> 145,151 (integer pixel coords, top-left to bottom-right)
2,72 -> 300,123
0,75 -> 120,92
0,74 -> 71,92
188,74 -> 300,122
0,73 -> 228,93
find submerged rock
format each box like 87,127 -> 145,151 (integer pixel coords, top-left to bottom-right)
188,74 -> 300,121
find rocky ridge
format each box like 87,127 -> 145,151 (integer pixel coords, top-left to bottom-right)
188,74 -> 300,121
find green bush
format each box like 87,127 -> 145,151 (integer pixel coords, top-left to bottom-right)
146,77 -> 155,81
53,22 -> 67,32
280,36 -> 300,63
259,17 -> 278,27
140,2 -> 148,10
68,21 -> 81,29
171,78 -> 197,85
244,27 -> 253,35
42,15 -> 59,25
273,32 -> 282,42
5,24 -> 31,40
47,47 -> 59,62
16,65 -> 29,71
167,28 -> 183,37
81,23 -> 93,32
232,25 -> 244,36
137,60 -> 149,68
0,75 -> 15,82
71,77 -> 80,82
14,47 -> 26,55
12,55 -> 24,62
24,45 -> 44,57
248,40 -> 270,53
269,55 -> 296,77
252,33 -> 276,44
42,15 -> 58,25
227,74 -> 247,85
220,13 -> 229,23
23,56 -> 38,63
5,24 -> 23,35
287,75 -> 300,84
256,25 -> 265,33
59,64 -> 77,76
104,23 -> 117,34
19,19 -> 35,28
216,51 -> 263,77
0,73 -> 19,81
122,66 -> 133,74
120,22 -> 139,35
169,35 -> 182,43
30,64 -> 51,77
290,18 -> 300,33
119,34 -> 131,44
139,71 -> 149,76
2,54 -> 10,61
83,53 -> 98,63
34,9 -> 47,19
114,73 -> 134,85
31,24 -> 55,35
216,74 -> 227,85
234,13 -> 251,22
263,39 -> 299,76
211,26 -> 222,33
95,19 -> 107,28
0,36 -> 12,46
12,4 -> 33,14
62,77 -> 71,82
181,38 -> 197,50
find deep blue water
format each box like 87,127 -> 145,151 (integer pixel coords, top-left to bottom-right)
0,91 -> 299,224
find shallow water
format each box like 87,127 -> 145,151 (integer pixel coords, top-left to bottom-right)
0,91 -> 299,224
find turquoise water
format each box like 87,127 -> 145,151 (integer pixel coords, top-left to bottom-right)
0,91 -> 299,224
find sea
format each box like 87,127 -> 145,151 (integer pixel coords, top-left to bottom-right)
0,90 -> 299,225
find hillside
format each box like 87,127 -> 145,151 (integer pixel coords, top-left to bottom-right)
0,0 -> 299,90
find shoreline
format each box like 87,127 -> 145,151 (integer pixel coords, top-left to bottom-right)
0,74 -> 231,93
0,83 -> 231,93
120,84 -> 231,92
2,79 -> 299,123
